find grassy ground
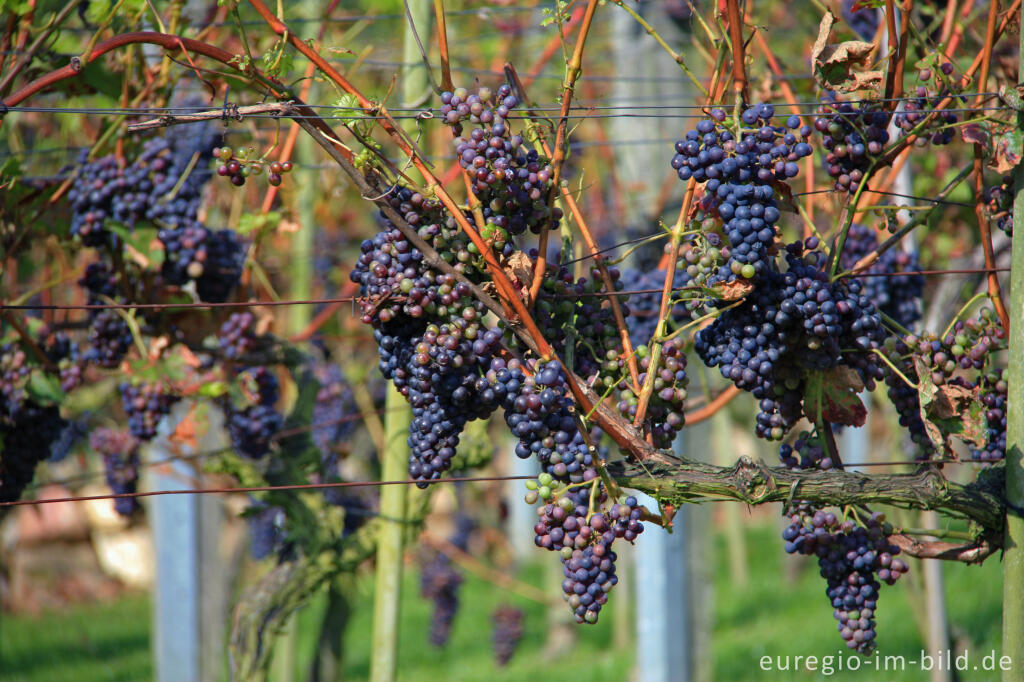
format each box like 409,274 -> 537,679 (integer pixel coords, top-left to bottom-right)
0,521 -> 1004,681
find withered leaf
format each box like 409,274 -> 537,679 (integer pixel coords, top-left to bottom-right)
803,366 -> 867,428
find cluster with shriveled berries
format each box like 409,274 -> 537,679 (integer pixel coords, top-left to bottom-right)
214,146 -> 294,187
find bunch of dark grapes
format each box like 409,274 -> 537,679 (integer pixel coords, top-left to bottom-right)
814,98 -> 891,192
973,368 -> 1007,461
839,223 -> 924,330
349,187 -> 484,327
841,0 -> 880,40
528,263 -> 625,385
618,268 -> 693,347
491,606 -> 525,666
214,146 -> 293,187
420,516 -> 473,647
42,330 -> 84,392
496,359 -> 599,485
0,343 -> 69,502
986,176 -> 1012,236
442,83 -> 562,240
83,310 -> 135,368
226,367 -> 282,459
672,104 -> 813,281
696,242 -> 885,440
880,336 -> 937,459
119,381 -> 180,441
67,152 -> 122,245
78,260 -> 138,368
158,221 -> 245,303
67,127 -> 218,245
616,339 -> 688,449
219,311 -> 261,360
246,501 -> 287,560
894,83 -> 959,146
350,186 -> 507,485
90,427 -> 141,516
782,505 -> 908,653
880,308 -> 1006,460
778,430 -> 834,470
0,402 -> 66,503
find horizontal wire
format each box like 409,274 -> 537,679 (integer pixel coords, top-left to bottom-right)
1,474 -> 535,507
4,104 -> 1009,122
1,92 -> 1002,114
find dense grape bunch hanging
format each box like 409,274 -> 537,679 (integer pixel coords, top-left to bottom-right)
671,104 -> 813,281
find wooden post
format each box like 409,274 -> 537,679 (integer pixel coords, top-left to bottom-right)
368,4 -> 432,681
1002,4 -> 1024,674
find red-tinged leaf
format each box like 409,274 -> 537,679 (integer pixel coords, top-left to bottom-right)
803,366 -> 867,427
961,124 -> 989,146
852,0 -> 884,10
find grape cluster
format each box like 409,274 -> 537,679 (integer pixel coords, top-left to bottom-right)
0,343 -> 69,502
214,146 -> 293,187
159,221 -> 245,303
78,259 -> 137,368
226,367 -> 282,459
974,368 -> 1007,462
119,381 -> 180,441
90,427 -> 141,516
814,98 -> 891,192
219,311 -> 261,360
528,263 -> 625,385
558,497 -> 642,624
782,506 -> 908,653
618,268 -> 693,347
778,430 -> 833,470
443,83 -> 562,239
420,515 -> 473,647
986,176 -> 1013,236
672,104 -> 813,281
67,127 -> 218,245
491,605 -> 524,666
349,187 -> 484,327
839,223 -> 924,330
696,243 -> 885,440
43,330 -> 84,392
350,186 -> 508,485
247,502 -> 287,560
616,339 -> 688,449
841,0 -> 880,40
894,84 -> 959,145
882,311 -> 1007,460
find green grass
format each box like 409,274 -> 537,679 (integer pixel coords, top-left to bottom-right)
0,521 -> 1005,681
0,594 -> 151,682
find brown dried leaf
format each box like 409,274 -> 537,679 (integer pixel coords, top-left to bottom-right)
913,357 -> 988,451
716,278 -> 754,301
992,130 -> 1023,174
811,10 -> 878,93
505,250 -> 535,287
810,11 -> 836,68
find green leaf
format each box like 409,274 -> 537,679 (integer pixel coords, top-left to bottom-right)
237,211 -> 281,237
0,156 -> 23,181
27,370 -> 65,406
0,0 -> 34,14
198,381 -> 230,399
